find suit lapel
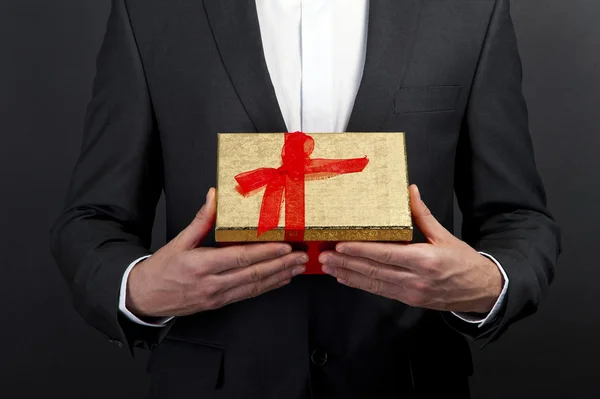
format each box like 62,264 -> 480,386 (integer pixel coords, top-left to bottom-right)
202,0 -> 422,133
346,0 -> 423,132
203,0 -> 287,133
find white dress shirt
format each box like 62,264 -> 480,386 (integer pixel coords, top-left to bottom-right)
119,0 -> 509,328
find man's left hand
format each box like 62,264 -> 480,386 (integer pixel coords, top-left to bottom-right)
319,185 -> 503,314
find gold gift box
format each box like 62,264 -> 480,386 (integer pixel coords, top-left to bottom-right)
215,132 -> 412,242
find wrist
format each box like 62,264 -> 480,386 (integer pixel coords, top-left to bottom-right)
126,259 -> 153,318
471,255 -> 504,314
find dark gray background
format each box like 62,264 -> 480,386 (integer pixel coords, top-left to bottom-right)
1,0 -> 598,397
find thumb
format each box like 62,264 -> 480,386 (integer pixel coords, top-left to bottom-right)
175,188 -> 217,250
410,184 -> 452,245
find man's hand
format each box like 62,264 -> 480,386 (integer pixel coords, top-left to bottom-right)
318,185 -> 503,314
126,188 -> 309,318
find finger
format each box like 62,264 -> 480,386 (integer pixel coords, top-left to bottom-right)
216,251 -> 309,289
193,242 -> 294,273
217,265 -> 303,307
319,251 -> 413,285
334,268 -> 433,308
331,268 -> 402,300
335,242 -> 432,270
175,188 -> 217,250
410,184 -> 453,245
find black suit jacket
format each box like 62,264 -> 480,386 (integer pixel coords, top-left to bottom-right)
50,0 -> 561,398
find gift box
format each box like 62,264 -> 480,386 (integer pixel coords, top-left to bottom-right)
215,132 -> 412,274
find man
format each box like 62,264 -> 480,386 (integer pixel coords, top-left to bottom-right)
50,0 -> 561,397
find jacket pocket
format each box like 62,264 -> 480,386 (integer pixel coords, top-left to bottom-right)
147,335 -> 225,396
394,85 -> 462,114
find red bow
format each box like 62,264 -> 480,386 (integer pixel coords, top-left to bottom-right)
234,132 -> 369,240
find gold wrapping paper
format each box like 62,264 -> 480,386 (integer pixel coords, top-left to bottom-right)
215,132 -> 412,242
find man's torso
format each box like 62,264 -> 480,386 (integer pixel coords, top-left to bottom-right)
123,0 -> 498,397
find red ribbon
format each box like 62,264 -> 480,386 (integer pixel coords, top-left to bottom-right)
234,132 -> 369,240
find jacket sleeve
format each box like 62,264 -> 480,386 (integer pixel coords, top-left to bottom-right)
445,0 -> 562,346
49,0 -> 168,355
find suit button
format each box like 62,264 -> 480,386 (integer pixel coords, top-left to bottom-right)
311,349 -> 328,366
109,339 -> 125,348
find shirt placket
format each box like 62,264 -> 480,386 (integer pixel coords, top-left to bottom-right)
301,0 -> 334,133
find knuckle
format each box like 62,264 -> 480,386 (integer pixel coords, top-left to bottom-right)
190,265 -> 206,280
405,292 -> 423,307
368,278 -> 381,295
338,256 -> 349,269
250,266 -> 263,282
178,253 -> 205,277
430,263 -> 443,278
420,254 -> 438,275
194,205 -> 207,221
171,229 -> 193,251
203,297 -> 221,311
250,282 -> 261,298
422,205 -> 432,218
377,248 -> 394,265
221,291 -> 234,307
209,289 -> 233,309
409,286 -> 429,307
199,284 -> 218,299
413,280 -> 430,295
367,263 -> 380,279
338,268 -> 350,282
278,271 -> 289,285
237,247 -> 252,268
281,255 -> 295,269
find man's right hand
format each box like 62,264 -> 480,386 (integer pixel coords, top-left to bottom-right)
126,188 -> 308,318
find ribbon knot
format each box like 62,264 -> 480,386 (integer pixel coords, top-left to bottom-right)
234,132 -> 369,240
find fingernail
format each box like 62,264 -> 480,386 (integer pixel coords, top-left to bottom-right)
292,266 -> 305,276
279,245 -> 292,256
296,254 -> 309,265
322,266 -> 335,276
414,185 -> 421,201
336,245 -> 347,254
206,188 -> 215,204
196,203 -> 207,218
319,255 -> 331,265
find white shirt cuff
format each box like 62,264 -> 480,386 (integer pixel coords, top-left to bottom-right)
118,255 -> 174,327
451,252 -> 509,328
